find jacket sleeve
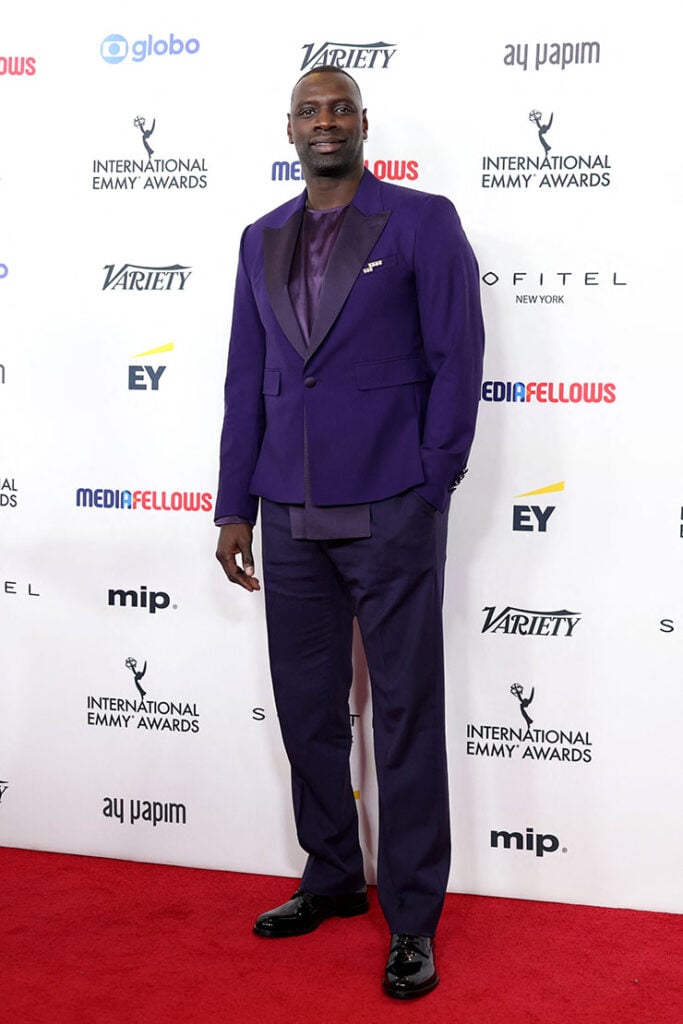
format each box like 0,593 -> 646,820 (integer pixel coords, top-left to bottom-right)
215,228 -> 267,523
412,195 -> 485,512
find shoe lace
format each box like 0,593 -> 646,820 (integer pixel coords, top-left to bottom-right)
393,934 -> 422,958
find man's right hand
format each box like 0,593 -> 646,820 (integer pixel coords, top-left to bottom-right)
215,523 -> 261,592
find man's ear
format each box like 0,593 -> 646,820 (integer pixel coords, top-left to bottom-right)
287,113 -> 293,144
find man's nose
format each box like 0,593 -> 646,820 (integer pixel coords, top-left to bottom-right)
314,105 -> 336,129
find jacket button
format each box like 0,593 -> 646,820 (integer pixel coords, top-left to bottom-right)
304,376 -> 317,388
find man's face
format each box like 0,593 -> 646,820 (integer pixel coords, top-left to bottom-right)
288,72 -> 367,179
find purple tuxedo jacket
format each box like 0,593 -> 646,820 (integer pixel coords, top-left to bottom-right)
216,169 -> 484,522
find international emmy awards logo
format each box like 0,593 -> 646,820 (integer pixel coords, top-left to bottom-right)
510,683 -> 535,727
529,109 -> 553,154
134,115 -> 156,159
125,656 -> 147,699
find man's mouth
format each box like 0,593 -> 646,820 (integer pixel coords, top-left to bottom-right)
311,138 -> 344,150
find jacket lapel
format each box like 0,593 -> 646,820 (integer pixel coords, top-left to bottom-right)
262,172 -> 391,363
306,204 -> 391,361
263,208 -> 308,361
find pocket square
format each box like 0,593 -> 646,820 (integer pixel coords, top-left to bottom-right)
362,259 -> 383,274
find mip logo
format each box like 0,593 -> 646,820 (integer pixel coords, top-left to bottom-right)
0,264 -> 8,280
490,827 -> 566,857
100,34 -> 129,64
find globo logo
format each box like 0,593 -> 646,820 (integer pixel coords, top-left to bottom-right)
100,33 -> 200,64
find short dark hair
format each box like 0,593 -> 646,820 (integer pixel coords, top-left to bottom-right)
291,66 -> 363,106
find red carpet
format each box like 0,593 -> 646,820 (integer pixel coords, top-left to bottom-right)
2,847 -> 681,1023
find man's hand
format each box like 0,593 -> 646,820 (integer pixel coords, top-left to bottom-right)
216,523 -> 261,592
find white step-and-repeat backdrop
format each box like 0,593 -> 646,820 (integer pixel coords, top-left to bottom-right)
2,1 -> 681,914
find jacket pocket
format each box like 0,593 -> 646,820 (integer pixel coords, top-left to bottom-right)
355,353 -> 426,390
262,368 -> 281,396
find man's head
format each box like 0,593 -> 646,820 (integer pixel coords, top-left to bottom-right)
288,67 -> 367,181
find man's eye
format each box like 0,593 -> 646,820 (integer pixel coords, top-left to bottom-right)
299,108 -> 315,117
335,105 -> 352,114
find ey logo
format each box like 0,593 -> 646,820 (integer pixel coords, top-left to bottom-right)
128,342 -> 174,390
513,481 -> 564,532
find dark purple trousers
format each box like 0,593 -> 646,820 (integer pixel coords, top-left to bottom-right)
260,489 -> 451,937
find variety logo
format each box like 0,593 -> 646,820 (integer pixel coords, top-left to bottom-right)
481,381 -> 616,404
272,157 -> 418,183
128,343 -> 174,391
92,116 -> 208,191
513,482 -> 563,533
107,586 -> 174,614
76,487 -> 212,511
482,110 -> 612,189
86,657 -> 200,733
100,34 -> 199,64
503,40 -> 600,72
103,796 -> 187,826
0,56 -> 36,76
466,683 -> 592,763
482,606 -> 581,636
0,780 -> 8,804
0,476 -> 17,508
300,40 -> 396,70
103,263 -> 191,291
0,364 -> 5,385
490,827 -> 566,857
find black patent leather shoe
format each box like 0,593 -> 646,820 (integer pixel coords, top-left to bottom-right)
382,933 -> 439,999
253,888 -> 369,938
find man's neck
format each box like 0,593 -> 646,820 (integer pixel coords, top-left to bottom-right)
304,166 -> 364,210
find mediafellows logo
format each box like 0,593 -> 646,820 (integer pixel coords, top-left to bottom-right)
482,109 -> 611,189
100,34 -> 199,64
482,606 -> 581,636
0,56 -> 36,76
92,116 -> 208,191
482,381 -> 616,404
300,40 -> 396,70
271,156 -> 418,183
102,263 -> 192,290
76,488 -> 213,511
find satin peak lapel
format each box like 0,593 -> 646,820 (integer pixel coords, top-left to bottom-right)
263,210 -> 308,361
306,205 -> 391,361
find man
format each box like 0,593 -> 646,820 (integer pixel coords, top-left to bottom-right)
215,66 -> 484,999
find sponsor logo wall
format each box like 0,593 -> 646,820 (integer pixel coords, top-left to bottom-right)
1,2 -> 681,915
